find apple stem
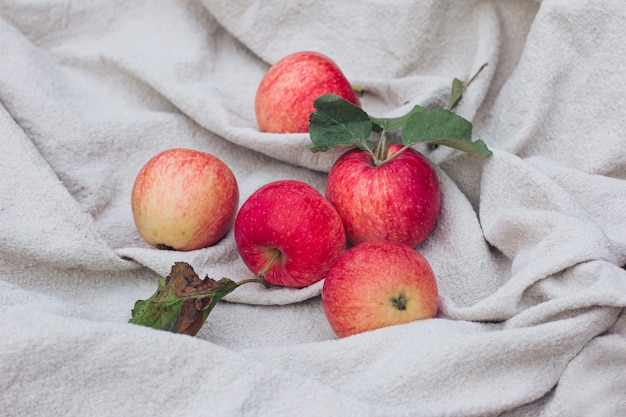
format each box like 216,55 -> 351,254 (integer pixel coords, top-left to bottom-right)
373,130 -> 390,166
257,248 -> 282,279
352,84 -> 364,95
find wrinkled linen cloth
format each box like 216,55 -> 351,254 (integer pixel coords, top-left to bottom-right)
1,1 -> 625,416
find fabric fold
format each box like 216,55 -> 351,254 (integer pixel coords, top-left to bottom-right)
1,0 -> 624,416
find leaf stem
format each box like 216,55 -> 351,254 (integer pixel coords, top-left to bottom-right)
376,144 -> 412,167
465,63 -> 488,92
360,140 -> 378,162
447,63 -> 488,111
236,277 -> 269,288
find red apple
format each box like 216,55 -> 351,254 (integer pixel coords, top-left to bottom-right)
322,240 -> 438,338
255,51 -> 361,133
325,143 -> 440,247
234,180 -> 346,288
131,148 -> 239,251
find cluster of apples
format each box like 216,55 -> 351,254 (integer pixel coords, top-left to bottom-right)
131,52 -> 440,338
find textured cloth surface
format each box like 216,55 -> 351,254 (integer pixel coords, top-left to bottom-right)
1,1 -> 626,416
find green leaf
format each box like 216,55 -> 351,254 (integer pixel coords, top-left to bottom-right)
424,137 -> 492,156
308,94 -> 373,152
306,82 -> 493,158
129,262 -> 250,336
447,63 -> 488,111
371,106 -> 427,132
402,108 -> 492,157
447,78 -> 465,111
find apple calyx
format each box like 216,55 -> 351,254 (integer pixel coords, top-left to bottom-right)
156,243 -> 176,251
391,293 -> 408,310
308,64 -> 492,158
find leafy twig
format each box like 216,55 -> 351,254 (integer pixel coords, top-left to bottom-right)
308,66 -> 491,161
308,97 -> 492,159
129,262 -> 266,336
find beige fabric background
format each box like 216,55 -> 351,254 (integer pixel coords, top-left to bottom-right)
1,1 -> 625,416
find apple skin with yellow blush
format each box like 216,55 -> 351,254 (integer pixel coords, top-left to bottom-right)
322,240 -> 438,338
255,51 -> 361,133
131,148 -> 239,251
